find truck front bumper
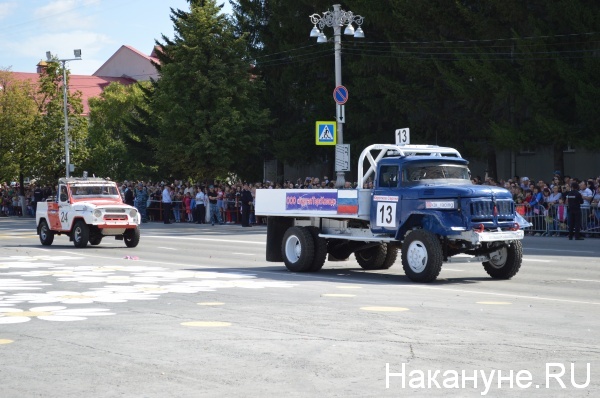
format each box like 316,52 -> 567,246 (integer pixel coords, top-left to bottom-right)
454,229 -> 524,244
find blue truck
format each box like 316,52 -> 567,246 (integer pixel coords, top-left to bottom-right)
255,143 -> 525,282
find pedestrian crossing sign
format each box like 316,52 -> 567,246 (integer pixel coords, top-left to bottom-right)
316,121 -> 336,145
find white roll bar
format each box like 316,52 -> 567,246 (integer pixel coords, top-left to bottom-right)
358,144 -> 462,187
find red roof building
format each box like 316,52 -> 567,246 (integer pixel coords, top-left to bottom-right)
8,45 -> 159,115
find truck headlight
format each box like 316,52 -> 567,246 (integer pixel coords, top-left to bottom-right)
129,209 -> 138,218
93,209 -> 102,218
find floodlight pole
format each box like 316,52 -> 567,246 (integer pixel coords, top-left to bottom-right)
46,50 -> 82,178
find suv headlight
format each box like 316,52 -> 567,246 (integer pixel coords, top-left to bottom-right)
93,209 -> 102,218
129,209 -> 138,218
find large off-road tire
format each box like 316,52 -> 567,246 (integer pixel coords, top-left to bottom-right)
281,227 -> 315,272
401,229 -> 443,282
306,227 -> 327,272
72,220 -> 89,248
89,236 -> 103,246
124,227 -> 140,248
355,244 -> 388,270
482,241 -> 523,279
381,243 -> 399,269
38,220 -> 54,246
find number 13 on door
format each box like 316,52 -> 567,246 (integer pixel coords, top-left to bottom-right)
376,202 -> 396,227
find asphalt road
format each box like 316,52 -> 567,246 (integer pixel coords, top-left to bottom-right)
0,217 -> 599,397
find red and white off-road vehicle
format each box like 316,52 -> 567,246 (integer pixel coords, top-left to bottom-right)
36,177 -> 141,248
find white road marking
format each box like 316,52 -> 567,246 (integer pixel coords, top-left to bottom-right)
568,278 -> 600,283
525,248 -> 595,254
144,235 -> 265,245
158,247 -> 176,251
233,253 -> 255,256
522,258 -> 552,263
441,268 -> 464,272
231,268 -> 600,306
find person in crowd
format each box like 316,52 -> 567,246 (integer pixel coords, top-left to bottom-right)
124,183 -> 135,206
195,186 -> 206,224
183,192 -> 192,222
32,184 -> 43,216
565,181 -> 584,240
172,188 -> 183,223
579,180 -> 593,207
162,185 -> 172,224
134,183 -> 149,223
547,185 -> 562,206
216,186 -> 225,221
241,183 -> 253,227
207,185 -> 223,226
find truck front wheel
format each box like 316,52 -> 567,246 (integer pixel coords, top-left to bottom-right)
355,244 -> 388,270
124,227 -> 140,248
401,230 -> 443,282
281,227 -> 315,272
482,241 -> 522,279
72,220 -> 89,248
39,220 -> 54,246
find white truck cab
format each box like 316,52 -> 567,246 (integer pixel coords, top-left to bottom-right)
36,177 -> 141,248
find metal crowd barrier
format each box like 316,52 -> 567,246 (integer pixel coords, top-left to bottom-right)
516,203 -> 600,237
145,199 -> 249,223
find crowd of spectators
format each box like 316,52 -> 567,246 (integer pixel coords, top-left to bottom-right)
2,172 -> 599,235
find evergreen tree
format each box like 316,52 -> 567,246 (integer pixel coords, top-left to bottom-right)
150,0 -> 271,181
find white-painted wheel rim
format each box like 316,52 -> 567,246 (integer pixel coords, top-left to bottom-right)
74,226 -> 82,242
285,235 -> 301,263
407,240 -> 428,273
40,224 -> 48,240
488,247 -> 508,269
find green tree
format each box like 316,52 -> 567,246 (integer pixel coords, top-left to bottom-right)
150,0 -> 271,181
84,81 -> 158,180
33,60 -> 88,182
0,69 -> 39,191
233,0 -> 599,181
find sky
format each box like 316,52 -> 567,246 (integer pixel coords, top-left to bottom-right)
0,0 -> 232,75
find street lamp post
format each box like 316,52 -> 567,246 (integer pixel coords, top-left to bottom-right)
46,49 -> 82,178
309,4 -> 364,187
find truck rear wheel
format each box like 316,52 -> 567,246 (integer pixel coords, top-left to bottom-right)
401,230 -> 443,282
482,241 -> 522,279
306,227 -> 327,272
39,220 -> 54,246
281,227 -> 315,272
124,227 -> 140,248
382,243 -> 399,269
72,220 -> 89,248
355,244 -> 388,270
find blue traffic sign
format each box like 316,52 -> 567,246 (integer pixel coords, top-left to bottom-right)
333,85 -> 348,105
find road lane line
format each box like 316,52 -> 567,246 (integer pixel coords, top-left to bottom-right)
525,248 -> 595,254
568,278 -> 600,283
224,268 -> 600,306
144,235 -> 265,245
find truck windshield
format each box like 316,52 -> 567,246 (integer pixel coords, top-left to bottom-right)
70,184 -> 120,198
403,164 -> 470,183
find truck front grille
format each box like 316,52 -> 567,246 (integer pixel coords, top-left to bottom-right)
104,214 -> 128,221
470,200 -> 514,221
